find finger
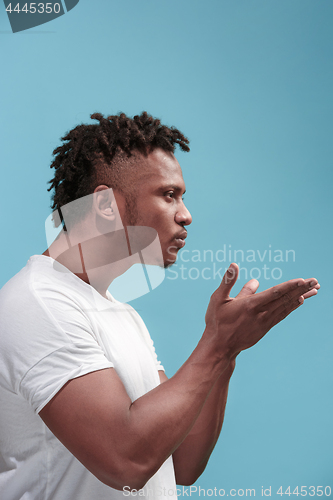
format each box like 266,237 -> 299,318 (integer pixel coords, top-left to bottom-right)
253,278 -> 318,310
261,281 -> 319,326
217,263 -> 239,300
236,279 -> 260,299
303,285 -> 320,300
264,293 -> 304,330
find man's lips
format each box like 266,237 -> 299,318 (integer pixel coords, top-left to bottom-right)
174,230 -> 187,249
174,238 -> 186,248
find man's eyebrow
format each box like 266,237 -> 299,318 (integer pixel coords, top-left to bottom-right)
161,185 -> 186,194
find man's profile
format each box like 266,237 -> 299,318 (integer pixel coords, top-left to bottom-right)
0,112 -> 320,500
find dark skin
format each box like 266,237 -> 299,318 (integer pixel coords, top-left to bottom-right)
40,149 -> 320,490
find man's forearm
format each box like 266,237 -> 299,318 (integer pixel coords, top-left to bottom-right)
171,359 -> 235,485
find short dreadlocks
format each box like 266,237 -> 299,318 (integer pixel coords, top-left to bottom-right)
48,112 -> 190,228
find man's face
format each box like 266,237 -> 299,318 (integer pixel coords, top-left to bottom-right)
121,148 -> 192,268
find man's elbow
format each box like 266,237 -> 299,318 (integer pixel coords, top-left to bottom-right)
176,475 -> 200,487
96,457 -> 156,491
175,462 -> 208,486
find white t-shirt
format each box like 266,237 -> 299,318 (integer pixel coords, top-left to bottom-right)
0,255 -> 177,500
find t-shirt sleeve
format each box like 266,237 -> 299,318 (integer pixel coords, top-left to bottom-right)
23,342 -> 113,414
0,283 -> 113,414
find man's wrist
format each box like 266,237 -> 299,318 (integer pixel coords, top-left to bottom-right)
198,327 -> 235,376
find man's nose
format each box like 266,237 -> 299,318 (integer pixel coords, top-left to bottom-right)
175,204 -> 192,226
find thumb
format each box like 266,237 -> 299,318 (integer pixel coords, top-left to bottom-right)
218,263 -> 239,299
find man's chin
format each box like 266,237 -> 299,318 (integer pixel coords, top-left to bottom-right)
163,253 -> 178,268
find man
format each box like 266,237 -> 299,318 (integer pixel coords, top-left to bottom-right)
0,112 -> 319,500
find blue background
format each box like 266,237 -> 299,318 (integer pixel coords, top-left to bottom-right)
1,0 -> 332,496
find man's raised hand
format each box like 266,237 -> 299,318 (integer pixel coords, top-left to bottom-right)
204,263 -> 320,360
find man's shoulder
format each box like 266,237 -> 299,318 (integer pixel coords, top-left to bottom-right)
0,255 -> 98,358
0,255 -> 85,330
0,257 -> 34,307
0,255 -> 57,305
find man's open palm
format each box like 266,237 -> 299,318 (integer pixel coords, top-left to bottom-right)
205,263 -> 320,359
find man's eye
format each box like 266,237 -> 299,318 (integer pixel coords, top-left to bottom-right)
164,191 -> 185,201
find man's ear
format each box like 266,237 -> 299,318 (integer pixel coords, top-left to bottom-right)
93,186 -> 117,221
93,186 -> 125,231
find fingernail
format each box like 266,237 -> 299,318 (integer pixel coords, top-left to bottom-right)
310,280 -> 317,287
298,296 -> 304,304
